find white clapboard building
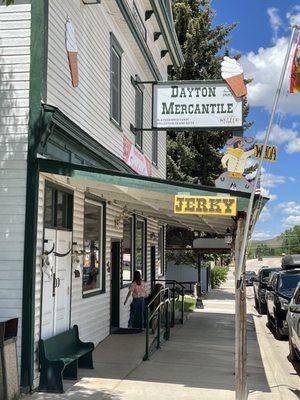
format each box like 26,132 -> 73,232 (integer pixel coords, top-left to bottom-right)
0,0 -> 184,391
0,0 -> 251,393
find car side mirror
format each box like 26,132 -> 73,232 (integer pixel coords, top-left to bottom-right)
290,304 -> 300,313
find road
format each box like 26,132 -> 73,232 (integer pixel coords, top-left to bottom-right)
246,257 -> 300,400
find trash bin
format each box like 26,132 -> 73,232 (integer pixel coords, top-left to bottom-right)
0,318 -> 19,400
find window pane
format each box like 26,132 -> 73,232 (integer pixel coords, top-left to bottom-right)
111,47 -> 121,124
56,191 -> 63,227
83,202 -> 102,293
44,186 -> 53,226
157,227 -> 164,276
152,131 -> 158,165
122,217 -> 133,284
136,220 -> 145,279
135,87 -> 143,148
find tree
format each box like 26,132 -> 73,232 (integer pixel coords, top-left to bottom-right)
3,0 -> 14,5
168,0 -> 250,185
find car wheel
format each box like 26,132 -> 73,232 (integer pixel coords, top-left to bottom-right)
274,317 -> 286,340
289,337 -> 299,362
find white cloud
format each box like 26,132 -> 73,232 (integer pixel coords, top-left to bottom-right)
261,171 -> 286,188
259,206 -> 272,222
252,230 -> 276,240
256,124 -> 297,145
261,189 -> 277,201
286,6 -> 300,27
278,201 -> 300,215
240,37 -> 299,115
267,8 -> 282,43
283,215 -> 300,227
286,137 -> 300,153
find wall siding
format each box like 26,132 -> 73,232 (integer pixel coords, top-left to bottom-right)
47,0 -> 166,178
0,2 -> 31,368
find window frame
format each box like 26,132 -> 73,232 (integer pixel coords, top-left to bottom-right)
152,130 -> 158,166
132,2 -> 147,42
110,33 -> 123,129
157,226 -> 165,277
121,215 -> 134,288
134,216 -> 147,281
131,76 -> 144,151
82,194 -> 106,298
44,182 -> 73,231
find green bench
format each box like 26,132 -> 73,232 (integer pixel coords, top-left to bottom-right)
38,325 -> 94,393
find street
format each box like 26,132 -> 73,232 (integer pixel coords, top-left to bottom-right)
246,257 -> 300,399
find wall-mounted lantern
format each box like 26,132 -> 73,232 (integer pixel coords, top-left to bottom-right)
224,228 -> 233,245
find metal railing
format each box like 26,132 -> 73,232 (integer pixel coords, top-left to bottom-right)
143,287 -> 171,361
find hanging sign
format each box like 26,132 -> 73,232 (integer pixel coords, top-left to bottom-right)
174,195 -> 237,216
123,136 -> 152,176
152,81 -> 243,130
253,143 -> 277,162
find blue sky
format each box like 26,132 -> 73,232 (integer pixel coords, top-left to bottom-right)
211,1 -> 300,240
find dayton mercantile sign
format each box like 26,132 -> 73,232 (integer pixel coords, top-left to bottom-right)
152,81 -> 243,129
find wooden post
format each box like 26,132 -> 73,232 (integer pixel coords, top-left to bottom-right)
235,215 -> 247,400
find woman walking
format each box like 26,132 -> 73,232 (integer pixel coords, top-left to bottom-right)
124,271 -> 148,329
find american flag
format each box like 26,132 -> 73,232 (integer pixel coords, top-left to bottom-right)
255,176 -> 262,195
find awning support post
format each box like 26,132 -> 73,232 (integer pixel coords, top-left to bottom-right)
234,215 -> 247,400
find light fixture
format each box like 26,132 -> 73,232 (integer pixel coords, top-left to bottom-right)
82,0 -> 101,4
224,228 -> 233,245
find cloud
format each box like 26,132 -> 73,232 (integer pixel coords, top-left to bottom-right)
277,201 -> 300,215
267,8 -> 282,43
283,215 -> 300,227
261,171 -> 286,188
252,230 -> 276,240
286,6 -> 300,26
259,206 -> 272,222
261,189 -> 277,201
256,124 -> 300,154
240,37 -> 299,115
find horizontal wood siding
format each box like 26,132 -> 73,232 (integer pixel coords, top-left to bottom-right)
47,0 -> 166,178
0,2 -> 31,368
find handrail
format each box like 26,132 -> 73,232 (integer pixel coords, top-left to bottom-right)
144,287 -> 171,361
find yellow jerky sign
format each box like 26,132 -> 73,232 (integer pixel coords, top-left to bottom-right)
253,143 -> 277,162
174,195 -> 237,216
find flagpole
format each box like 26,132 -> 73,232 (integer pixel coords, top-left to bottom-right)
235,25 -> 299,400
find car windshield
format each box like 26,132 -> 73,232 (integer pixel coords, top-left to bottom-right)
261,269 -> 274,283
278,274 -> 300,296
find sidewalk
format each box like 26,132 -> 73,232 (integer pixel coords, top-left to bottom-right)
29,270 -> 278,400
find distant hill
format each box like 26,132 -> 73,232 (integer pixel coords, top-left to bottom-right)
248,235 -> 284,258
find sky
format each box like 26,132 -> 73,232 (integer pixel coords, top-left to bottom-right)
211,0 -> 300,241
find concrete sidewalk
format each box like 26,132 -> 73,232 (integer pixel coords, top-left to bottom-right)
29,269 -> 279,400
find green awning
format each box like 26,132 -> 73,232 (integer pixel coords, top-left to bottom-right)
38,158 -> 267,236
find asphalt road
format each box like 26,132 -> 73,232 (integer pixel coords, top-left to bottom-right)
246,257 -> 300,399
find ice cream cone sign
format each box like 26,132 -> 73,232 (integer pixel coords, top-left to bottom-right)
221,136 -> 254,178
65,17 -> 78,87
221,56 -> 247,98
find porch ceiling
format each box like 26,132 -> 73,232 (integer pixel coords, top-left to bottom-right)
38,159 -> 266,237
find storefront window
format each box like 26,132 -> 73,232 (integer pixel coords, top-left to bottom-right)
122,217 -> 133,285
82,200 -> 104,295
157,227 -> 165,276
136,219 -> 146,279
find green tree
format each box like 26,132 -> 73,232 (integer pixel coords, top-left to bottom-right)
2,0 -> 14,5
168,0 -> 250,185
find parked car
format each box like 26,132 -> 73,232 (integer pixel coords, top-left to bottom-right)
245,271 -> 257,286
253,266 -> 281,314
287,282 -> 300,361
266,269 -> 300,340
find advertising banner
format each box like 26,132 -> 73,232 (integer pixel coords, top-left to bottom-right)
153,81 -> 243,129
253,143 -> 277,162
174,195 -> 237,216
123,136 -> 152,176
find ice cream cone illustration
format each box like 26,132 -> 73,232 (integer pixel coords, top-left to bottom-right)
65,17 -> 78,87
221,56 -> 247,97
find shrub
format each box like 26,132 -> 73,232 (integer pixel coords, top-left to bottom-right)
211,266 -> 229,289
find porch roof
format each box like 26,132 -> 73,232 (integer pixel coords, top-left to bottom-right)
38,158 -> 267,236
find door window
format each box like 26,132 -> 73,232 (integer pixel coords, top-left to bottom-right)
122,216 -> 133,285
82,199 -> 105,296
44,184 -> 73,230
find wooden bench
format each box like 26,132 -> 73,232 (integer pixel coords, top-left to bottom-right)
38,325 -> 94,393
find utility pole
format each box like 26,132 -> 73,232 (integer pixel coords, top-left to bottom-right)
235,26 -> 299,400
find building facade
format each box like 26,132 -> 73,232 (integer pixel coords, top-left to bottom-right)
0,0 -> 183,391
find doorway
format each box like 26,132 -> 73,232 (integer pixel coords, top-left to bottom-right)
111,240 -> 121,329
41,228 -> 72,339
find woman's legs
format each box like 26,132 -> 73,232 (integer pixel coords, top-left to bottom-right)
128,298 -> 145,329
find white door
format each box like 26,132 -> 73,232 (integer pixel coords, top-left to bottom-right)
54,230 -> 72,335
41,229 -> 72,339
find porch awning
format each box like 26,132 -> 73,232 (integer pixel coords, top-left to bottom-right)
37,158 -> 267,236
